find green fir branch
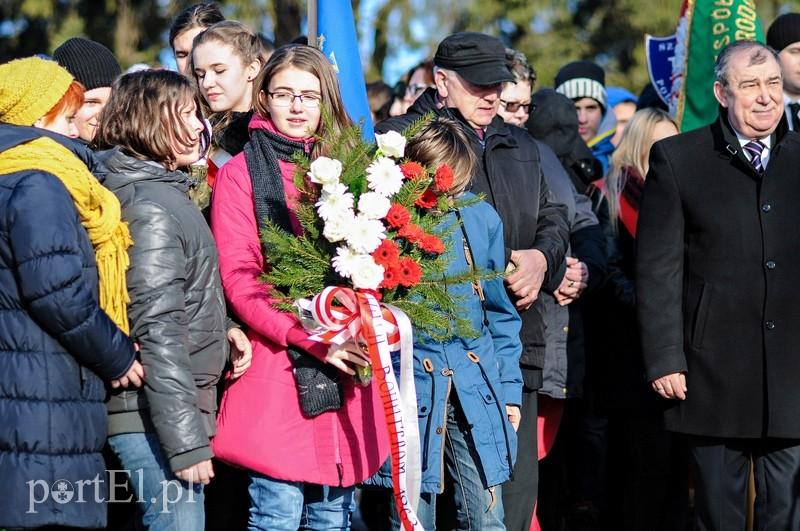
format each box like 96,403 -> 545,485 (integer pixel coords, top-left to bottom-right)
401,112 -> 436,140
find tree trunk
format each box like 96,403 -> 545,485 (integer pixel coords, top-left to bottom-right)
273,0 -> 303,46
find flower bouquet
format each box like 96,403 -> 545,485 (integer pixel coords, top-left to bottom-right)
260,114 -> 486,531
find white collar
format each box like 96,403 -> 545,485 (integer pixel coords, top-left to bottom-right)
784,93 -> 800,105
731,125 -> 772,151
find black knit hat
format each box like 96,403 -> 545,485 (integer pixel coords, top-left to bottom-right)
554,60 -> 607,111
767,13 -> 800,51
434,32 -> 514,86
53,38 -> 122,90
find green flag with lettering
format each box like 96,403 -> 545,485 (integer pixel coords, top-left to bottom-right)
671,0 -> 765,131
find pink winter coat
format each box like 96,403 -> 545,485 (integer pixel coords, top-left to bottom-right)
209,115 -> 389,486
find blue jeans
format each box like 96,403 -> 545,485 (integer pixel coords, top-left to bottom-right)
247,472 -> 356,530
107,432 -> 204,531
391,396 -> 506,530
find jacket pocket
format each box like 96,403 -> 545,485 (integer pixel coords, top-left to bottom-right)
417,391 -> 433,472
473,383 -> 511,466
690,281 -> 712,350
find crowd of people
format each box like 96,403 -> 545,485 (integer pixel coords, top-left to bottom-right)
2,2 -> 800,530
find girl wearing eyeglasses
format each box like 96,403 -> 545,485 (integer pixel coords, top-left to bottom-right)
209,44 -> 389,530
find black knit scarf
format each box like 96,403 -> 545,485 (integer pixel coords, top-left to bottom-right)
244,127 -> 343,417
244,128 -> 308,235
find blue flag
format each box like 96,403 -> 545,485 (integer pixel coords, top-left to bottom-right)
317,0 -> 374,140
645,33 -> 678,106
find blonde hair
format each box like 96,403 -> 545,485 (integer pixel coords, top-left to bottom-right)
404,117 -> 477,197
605,107 -> 677,231
254,44 -> 353,158
191,21 -> 265,138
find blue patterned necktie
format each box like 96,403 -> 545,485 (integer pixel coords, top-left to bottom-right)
743,140 -> 764,173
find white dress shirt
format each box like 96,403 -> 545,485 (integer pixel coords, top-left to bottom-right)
734,129 -> 772,170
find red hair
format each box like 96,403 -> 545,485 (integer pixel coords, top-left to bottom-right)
40,80 -> 85,126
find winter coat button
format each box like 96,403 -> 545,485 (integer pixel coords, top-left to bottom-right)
436,427 -> 444,434
762,203 -> 772,212
441,368 -> 453,376
766,260 -> 776,270
766,321 -> 776,330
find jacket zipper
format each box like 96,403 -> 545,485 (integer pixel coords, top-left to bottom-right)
438,375 -> 452,493
333,414 -> 343,484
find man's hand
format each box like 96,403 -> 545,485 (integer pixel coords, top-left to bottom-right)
554,257 -> 589,306
506,405 -> 521,432
325,341 -> 370,375
227,327 -> 252,379
651,372 -> 687,400
175,459 -> 214,485
111,359 -> 145,389
506,249 -> 548,310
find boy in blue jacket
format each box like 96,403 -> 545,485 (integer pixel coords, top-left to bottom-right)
378,117 -> 523,530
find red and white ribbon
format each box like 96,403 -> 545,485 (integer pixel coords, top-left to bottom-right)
298,287 -> 423,530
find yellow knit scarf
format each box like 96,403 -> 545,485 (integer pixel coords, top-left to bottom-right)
0,137 -> 133,333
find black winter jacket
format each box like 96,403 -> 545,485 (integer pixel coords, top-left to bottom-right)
0,125 -> 135,529
637,111 -> 800,437
97,148 -> 228,472
378,89 -> 569,370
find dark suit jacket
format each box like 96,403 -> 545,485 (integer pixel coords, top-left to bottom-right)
636,110 -> 800,438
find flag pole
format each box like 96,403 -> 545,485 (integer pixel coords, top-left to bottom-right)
308,0 -> 318,47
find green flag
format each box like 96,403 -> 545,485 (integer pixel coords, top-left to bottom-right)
671,0 -> 765,131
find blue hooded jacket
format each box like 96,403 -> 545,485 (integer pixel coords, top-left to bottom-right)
369,194 -> 523,493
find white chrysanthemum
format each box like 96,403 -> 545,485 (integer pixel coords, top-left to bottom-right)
316,183 -> 354,221
375,131 -> 406,159
366,156 -> 405,197
307,156 -> 342,186
332,245 -> 362,278
322,211 -> 353,243
350,255 -> 385,291
357,192 -> 391,220
345,214 -> 386,254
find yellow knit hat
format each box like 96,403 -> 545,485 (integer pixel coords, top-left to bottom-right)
0,57 -> 74,126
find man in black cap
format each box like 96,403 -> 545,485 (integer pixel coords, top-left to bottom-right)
377,31 -> 569,531
54,37 -> 122,143
767,13 -> 800,130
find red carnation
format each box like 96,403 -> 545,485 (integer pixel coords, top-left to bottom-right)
419,234 -> 445,254
415,189 -> 438,209
398,223 -> 424,244
398,257 -> 423,287
400,161 -> 426,181
386,203 -> 411,228
434,163 -> 454,192
380,265 -> 401,290
372,239 -> 401,266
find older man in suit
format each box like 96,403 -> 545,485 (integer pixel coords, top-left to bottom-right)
637,40 -> 800,530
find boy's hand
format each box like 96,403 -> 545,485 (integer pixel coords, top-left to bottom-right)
506,405 -> 521,432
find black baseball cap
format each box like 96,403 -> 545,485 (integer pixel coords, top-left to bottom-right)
434,32 -> 514,86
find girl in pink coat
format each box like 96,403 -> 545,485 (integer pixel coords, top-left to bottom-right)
210,44 -> 389,530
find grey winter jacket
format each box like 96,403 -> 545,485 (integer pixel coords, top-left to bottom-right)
97,148 -> 228,472
536,140 -> 604,399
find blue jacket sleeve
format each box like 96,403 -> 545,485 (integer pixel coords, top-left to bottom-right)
481,213 -> 524,406
9,172 -> 135,380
